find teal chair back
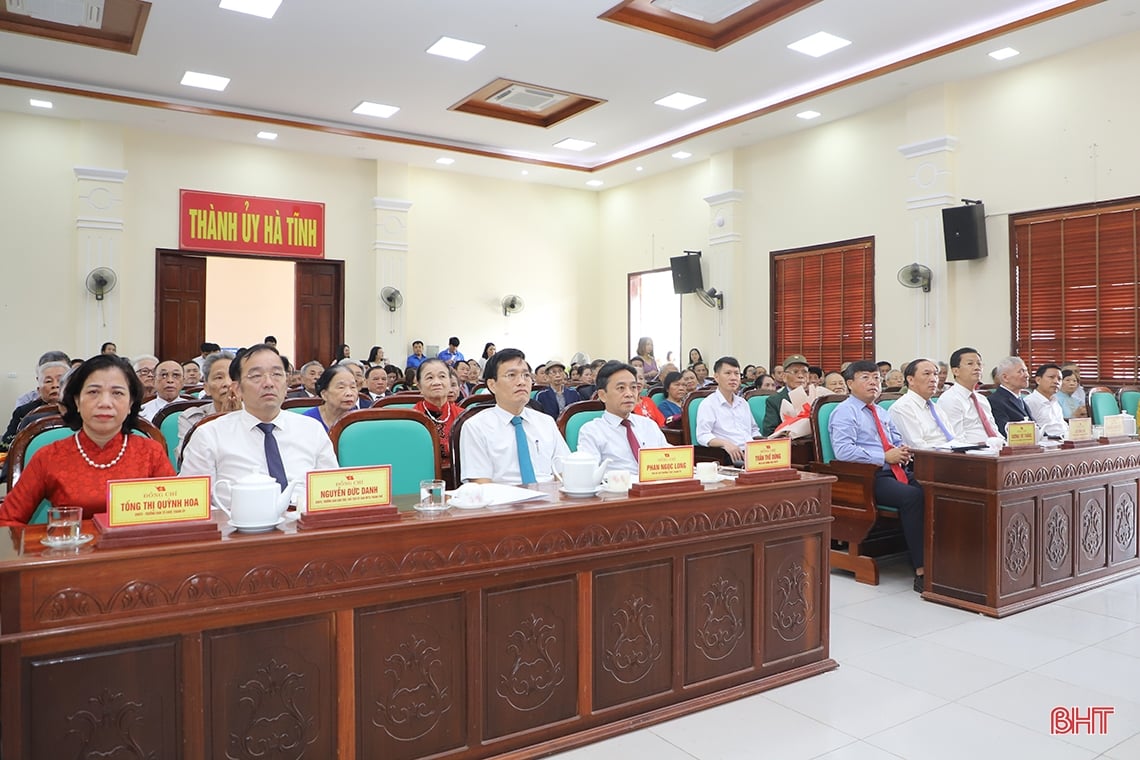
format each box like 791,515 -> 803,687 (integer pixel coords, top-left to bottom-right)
372,394 -> 423,411
152,399 -> 209,472
282,398 -> 322,414
746,395 -> 767,429
650,391 -> 666,407
680,389 -> 715,446
556,401 -> 605,452
1089,390 -> 1120,425
1120,389 -> 1140,416
813,398 -> 844,465
330,409 -> 441,497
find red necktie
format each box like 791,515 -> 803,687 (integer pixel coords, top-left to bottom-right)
620,418 -> 640,461
866,404 -> 907,483
970,392 -> 1000,437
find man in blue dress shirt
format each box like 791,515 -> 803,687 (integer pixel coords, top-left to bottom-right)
828,360 -> 925,591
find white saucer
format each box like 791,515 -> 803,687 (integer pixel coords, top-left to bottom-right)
596,484 -> 631,495
559,486 -> 598,497
229,517 -> 286,533
41,533 -> 94,548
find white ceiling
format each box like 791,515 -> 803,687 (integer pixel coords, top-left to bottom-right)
2,0 -> 1139,190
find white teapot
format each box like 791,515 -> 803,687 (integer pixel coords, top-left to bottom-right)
554,451 -> 611,492
217,473 -> 298,526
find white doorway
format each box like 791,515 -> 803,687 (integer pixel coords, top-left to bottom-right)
628,268 -> 681,370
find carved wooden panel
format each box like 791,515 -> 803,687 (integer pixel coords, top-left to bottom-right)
1077,486 -> 1108,576
203,616 -> 333,760
762,535 -> 823,668
683,546 -> 752,685
356,595 -> 466,760
26,638 -> 180,759
928,491 -> 986,599
592,560 -> 672,711
1109,480 -> 1139,565
999,499 -> 1036,597
483,577 -> 577,740
1038,492 -> 1073,586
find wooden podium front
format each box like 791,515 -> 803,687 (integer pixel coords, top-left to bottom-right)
0,475 -> 835,760
915,442 -> 1140,617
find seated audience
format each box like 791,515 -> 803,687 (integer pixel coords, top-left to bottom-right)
630,364 -> 665,426
695,356 -> 759,464
288,360 -> 323,399
178,351 -> 238,456
937,347 -> 1003,445
687,347 -> 704,369
988,356 -> 1033,436
936,361 -> 950,391
384,364 -> 403,390
477,342 -> 496,371
180,344 -> 337,510
454,360 -> 473,399
182,360 -> 202,386
1024,363 -> 1068,439
336,358 -> 366,390
413,358 -> 464,458
657,361 -> 678,379
883,369 -> 905,390
809,366 -> 825,385
823,371 -> 847,395
534,363 -> 548,385
876,360 -> 893,381
692,361 -> 710,388
1056,369 -> 1087,419
193,343 -> 220,372
680,368 -> 699,395
302,364 -> 361,434
459,348 -> 570,484
333,343 -> 352,363
364,365 -> 391,401
1060,362 -> 1086,408
536,360 -> 581,417
890,359 -> 962,449
763,355 -> 810,436
771,364 -> 785,388
140,360 -> 186,421
0,355 -> 173,526
743,365 -> 758,383
406,340 -> 428,370
438,336 -> 464,366
828,360 -> 924,591
100,342 -> 117,355
467,358 -> 483,385
3,360 -> 68,446
12,351 -> 70,410
754,373 -> 778,392
657,371 -> 685,425
133,354 -> 159,396
366,345 -> 386,366
578,361 -> 669,473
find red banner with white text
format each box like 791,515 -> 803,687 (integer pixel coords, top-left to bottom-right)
179,189 -> 325,258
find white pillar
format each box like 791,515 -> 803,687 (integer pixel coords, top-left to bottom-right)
74,166 -> 127,355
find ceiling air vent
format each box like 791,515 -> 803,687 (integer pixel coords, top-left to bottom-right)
6,0 -> 104,28
489,84 -> 568,113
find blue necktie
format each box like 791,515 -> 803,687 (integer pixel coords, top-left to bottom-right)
927,400 -> 953,441
257,422 -> 289,491
511,415 -> 536,484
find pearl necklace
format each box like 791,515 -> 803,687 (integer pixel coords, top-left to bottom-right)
421,402 -> 452,424
75,432 -> 128,470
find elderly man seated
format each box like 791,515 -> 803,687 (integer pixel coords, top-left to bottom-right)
459,348 -> 570,484
133,354 -> 159,396
577,361 -> 669,473
988,356 -> 1034,437
364,365 -> 391,402
140,360 -> 185,421
180,344 -> 336,510
288,360 -> 323,399
3,360 -> 68,446
11,350 -> 70,410
535,360 -> 580,418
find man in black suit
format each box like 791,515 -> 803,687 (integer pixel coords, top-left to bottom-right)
988,356 -> 1032,437
535,360 -> 581,418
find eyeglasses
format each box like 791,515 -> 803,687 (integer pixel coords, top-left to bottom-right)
244,369 -> 287,383
501,371 -> 533,383
136,368 -> 155,377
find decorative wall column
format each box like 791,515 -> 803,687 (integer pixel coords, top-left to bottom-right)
74,166 -> 127,355
373,196 -> 412,357
897,136 -> 958,363
702,189 -> 745,355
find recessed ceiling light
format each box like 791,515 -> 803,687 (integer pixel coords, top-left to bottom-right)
672,151 -> 692,159
353,101 -> 400,118
29,98 -> 52,109
796,110 -> 821,120
218,0 -> 282,19
654,92 -> 707,111
181,71 -> 230,91
426,36 -> 485,62
989,47 -> 1020,61
256,131 -> 277,140
586,180 -> 604,187
650,0 -> 759,24
521,170 -> 529,176
435,157 -> 455,165
554,138 -> 596,151
635,166 -> 644,172
787,31 -> 851,58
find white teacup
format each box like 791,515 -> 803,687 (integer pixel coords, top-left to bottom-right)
695,461 -> 719,482
602,470 -> 632,491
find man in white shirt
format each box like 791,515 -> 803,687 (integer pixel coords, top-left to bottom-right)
936,347 -> 1004,446
890,359 -> 963,449
1025,363 -> 1068,439
695,356 -> 760,464
180,343 -> 337,510
459,348 -> 570,484
577,361 -> 669,473
139,359 -> 185,421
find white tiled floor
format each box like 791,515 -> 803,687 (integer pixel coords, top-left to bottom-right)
549,559 -> 1140,760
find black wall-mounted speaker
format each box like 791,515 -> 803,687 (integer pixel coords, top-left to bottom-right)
670,254 -> 704,294
942,204 -> 989,261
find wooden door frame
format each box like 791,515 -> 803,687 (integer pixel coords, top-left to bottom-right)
154,248 -> 345,357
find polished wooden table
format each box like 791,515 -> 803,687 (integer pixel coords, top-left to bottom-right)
0,474 -> 835,760
915,441 -> 1140,617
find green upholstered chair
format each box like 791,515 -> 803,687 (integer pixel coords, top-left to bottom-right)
282,398 -> 322,414
743,390 -> 775,430
679,389 -> 732,465
330,409 -> 441,497
1119,387 -> 1140,417
650,391 -> 666,407
448,404 -> 493,486
151,399 -> 210,471
371,394 -> 423,410
807,395 -> 906,585
556,401 -> 605,452
877,391 -> 903,411
1089,387 -> 1120,425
